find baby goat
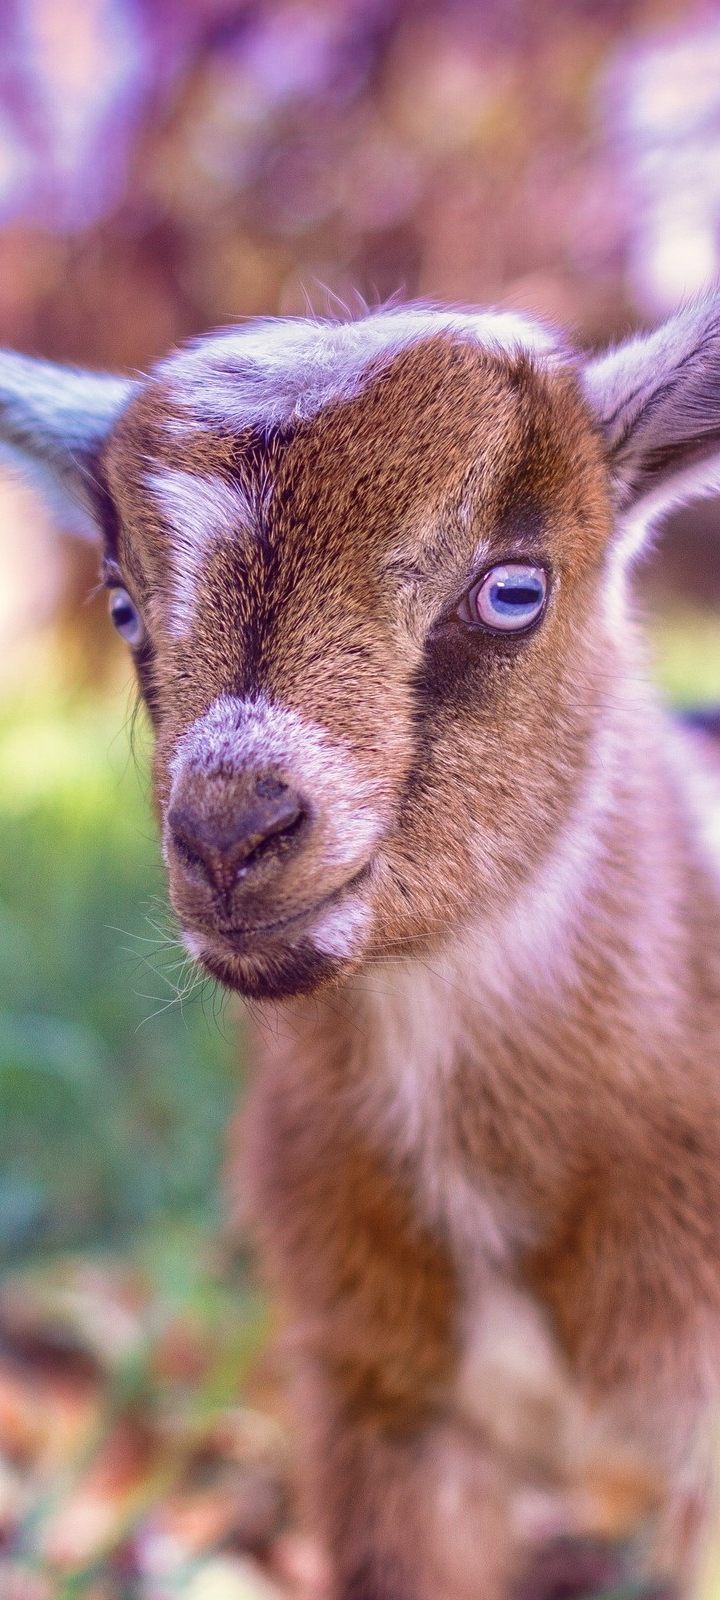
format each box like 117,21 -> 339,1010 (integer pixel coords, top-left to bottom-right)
6,302 -> 720,1600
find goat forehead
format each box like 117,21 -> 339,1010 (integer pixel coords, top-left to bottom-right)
110,330 -> 588,568
104,327 -> 607,677
153,308 -> 566,433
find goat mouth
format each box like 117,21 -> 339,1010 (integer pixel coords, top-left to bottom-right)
192,935 -> 342,1002
186,865 -> 371,955
183,868 -> 373,999
216,903 -> 330,949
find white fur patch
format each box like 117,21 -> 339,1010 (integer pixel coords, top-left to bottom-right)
617,453 -> 720,565
158,306 -> 564,436
182,931 -> 206,963
147,469 -> 254,637
348,711 -> 629,1275
352,956 -> 520,1266
0,349 -> 134,461
600,439 -> 720,649
666,723 -> 720,887
456,1278 -> 581,1454
469,710 -> 629,1008
310,896 -> 373,960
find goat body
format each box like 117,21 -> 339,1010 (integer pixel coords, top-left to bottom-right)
6,302 -> 720,1598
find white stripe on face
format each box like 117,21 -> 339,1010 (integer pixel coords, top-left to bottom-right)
146,469 -> 254,637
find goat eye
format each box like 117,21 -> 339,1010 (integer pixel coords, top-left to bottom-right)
108,587 -> 145,647
467,563 -> 547,633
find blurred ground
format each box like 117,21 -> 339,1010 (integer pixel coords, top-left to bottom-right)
4,0 -> 720,1594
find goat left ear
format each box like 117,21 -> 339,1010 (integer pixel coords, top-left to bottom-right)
0,349 -> 137,534
581,298 -> 720,550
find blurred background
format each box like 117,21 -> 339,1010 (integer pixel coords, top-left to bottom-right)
3,0 -> 720,1593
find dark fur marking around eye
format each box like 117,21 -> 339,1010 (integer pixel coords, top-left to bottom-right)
395,630 -> 511,813
493,495 -> 547,548
419,617 -> 535,703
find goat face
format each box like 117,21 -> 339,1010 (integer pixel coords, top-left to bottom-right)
96,316 -> 613,1000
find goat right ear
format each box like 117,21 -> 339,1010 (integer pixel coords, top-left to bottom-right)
0,349 -> 137,535
581,298 -> 720,557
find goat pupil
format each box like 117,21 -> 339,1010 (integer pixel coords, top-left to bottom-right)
108,588 -> 144,647
494,583 -> 537,607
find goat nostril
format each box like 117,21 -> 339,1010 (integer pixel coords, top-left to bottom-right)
244,793 -> 306,866
168,808 -> 210,875
167,790 -> 307,890
255,775 -> 288,801
170,828 -> 205,873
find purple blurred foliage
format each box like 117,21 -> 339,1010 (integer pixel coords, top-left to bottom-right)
0,0 -> 709,373
606,8 -> 720,314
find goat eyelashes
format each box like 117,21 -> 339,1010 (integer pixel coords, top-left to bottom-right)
7,300 -> 720,1600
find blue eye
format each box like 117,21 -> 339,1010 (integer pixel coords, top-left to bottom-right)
109,586 -> 145,647
471,563 -> 547,633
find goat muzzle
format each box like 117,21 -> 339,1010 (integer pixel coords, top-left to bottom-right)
167,776 -> 307,896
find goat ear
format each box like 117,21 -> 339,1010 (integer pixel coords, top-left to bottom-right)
581,299 -> 720,553
0,349 -> 137,535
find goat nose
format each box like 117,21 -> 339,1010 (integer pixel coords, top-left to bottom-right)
168,779 -> 306,891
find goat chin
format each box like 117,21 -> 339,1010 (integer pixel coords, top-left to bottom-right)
9,297 -> 720,1598
183,926 -> 346,1000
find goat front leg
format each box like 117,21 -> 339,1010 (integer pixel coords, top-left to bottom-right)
302,1395 -> 513,1600
238,1061 -> 514,1600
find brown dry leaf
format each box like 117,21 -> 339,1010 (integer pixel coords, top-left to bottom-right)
139,1462 -> 284,1567
38,1414 -> 160,1569
0,1255 -> 295,1590
0,1261 -> 149,1374
0,1355 -> 100,1473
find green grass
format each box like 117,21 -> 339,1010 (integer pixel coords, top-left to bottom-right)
649,605 -> 720,707
0,677 -> 242,1262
